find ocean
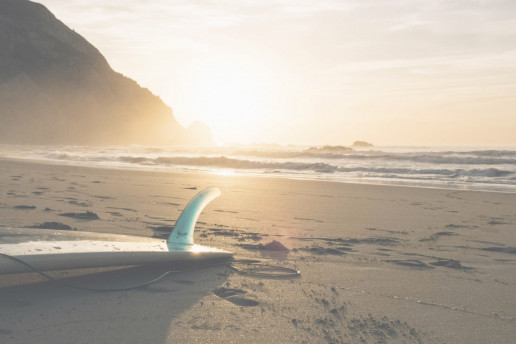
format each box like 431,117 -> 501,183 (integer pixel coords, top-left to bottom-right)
2,144 -> 516,193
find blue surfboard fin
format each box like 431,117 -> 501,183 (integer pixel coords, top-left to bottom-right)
167,187 -> 221,247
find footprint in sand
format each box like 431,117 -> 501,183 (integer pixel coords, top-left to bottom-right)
429,259 -> 472,270
385,259 -> 433,270
31,222 -> 73,230
212,287 -> 259,307
59,211 -> 99,220
482,246 -> 516,254
14,205 -> 36,210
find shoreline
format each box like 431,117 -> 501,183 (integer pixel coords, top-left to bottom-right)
1,156 -> 515,196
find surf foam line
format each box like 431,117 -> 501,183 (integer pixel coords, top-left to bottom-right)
42,149 -> 516,165
117,156 -> 515,179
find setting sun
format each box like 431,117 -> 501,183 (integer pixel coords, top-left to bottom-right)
183,59 -> 277,144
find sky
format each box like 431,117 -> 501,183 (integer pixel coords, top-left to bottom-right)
38,0 -> 516,146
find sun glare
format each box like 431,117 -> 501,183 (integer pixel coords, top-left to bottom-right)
185,59 -> 279,144
215,169 -> 236,177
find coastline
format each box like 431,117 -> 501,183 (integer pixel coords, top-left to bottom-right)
1,157 -> 516,343
2,143 -> 516,194
2,153 -> 516,196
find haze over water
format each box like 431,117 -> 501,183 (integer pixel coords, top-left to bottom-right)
37,0 -> 516,147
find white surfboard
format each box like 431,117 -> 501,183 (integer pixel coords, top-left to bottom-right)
0,187 -> 232,275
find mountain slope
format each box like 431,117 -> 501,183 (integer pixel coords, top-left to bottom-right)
0,0 -> 188,145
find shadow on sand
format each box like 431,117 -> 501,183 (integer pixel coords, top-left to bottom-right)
0,262 -> 231,344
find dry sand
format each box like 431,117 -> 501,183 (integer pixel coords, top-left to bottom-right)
1,158 -> 516,343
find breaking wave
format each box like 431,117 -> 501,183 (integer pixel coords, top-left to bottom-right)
2,144 -> 516,192
210,149 -> 516,165
115,155 -> 515,179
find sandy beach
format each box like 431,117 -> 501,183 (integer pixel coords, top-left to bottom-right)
1,157 -> 516,343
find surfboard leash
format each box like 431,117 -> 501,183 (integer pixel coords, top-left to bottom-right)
0,252 -> 189,292
0,253 -> 300,292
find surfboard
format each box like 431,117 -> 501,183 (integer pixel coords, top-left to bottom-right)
0,187 -> 233,275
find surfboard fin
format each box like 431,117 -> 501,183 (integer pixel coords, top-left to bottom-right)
167,187 -> 221,247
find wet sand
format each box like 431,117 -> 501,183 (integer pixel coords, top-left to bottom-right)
1,157 -> 516,343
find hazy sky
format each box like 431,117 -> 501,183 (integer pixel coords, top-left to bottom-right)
38,0 -> 516,146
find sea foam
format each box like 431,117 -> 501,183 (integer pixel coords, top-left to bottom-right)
2,144 -> 516,192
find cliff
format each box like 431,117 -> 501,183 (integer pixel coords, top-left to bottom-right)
0,0 -> 190,145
